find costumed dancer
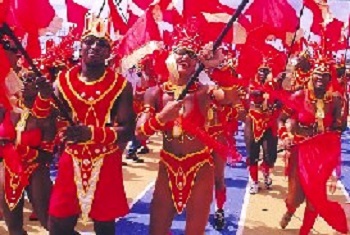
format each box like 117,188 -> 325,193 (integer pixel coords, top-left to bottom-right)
48,15 -> 135,235
0,72 -> 55,235
245,61 -> 282,194
207,51 -> 244,230
278,58 -> 348,235
127,58 -> 154,163
136,25 -> 240,234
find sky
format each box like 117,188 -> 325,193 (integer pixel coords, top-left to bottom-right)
49,0 -> 350,29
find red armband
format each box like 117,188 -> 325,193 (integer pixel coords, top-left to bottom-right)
139,115 -> 165,137
31,94 -> 52,118
90,126 -> 117,145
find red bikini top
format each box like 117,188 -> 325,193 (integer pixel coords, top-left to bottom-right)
0,111 -> 42,147
297,92 -> 334,128
0,112 -> 15,140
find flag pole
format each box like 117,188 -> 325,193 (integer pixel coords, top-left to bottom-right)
0,22 -> 75,125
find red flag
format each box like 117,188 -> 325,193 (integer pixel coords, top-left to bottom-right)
117,7 -> 161,58
236,43 -> 286,80
65,0 -> 89,35
116,6 -> 162,72
304,0 -> 323,35
0,0 -> 10,23
130,0 -> 154,11
245,0 -> 298,42
324,18 -> 344,51
108,0 -> 128,34
8,0 -> 55,58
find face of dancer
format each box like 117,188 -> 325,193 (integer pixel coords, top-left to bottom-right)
81,35 -> 111,66
257,68 -> 270,83
296,56 -> 312,72
312,72 -> 330,91
174,47 -> 197,79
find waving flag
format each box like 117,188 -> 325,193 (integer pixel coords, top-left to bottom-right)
66,0 -> 89,35
117,5 -> 161,72
108,0 -> 128,34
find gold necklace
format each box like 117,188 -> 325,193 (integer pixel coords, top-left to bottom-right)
15,109 -> 30,145
315,99 -> 325,133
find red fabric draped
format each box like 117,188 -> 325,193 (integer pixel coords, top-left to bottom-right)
297,132 -> 348,234
182,118 -> 240,162
108,0 -> 128,34
65,0 -> 89,36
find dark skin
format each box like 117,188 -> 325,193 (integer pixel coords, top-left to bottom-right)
50,35 -> 135,235
137,45 -> 239,235
55,35 -> 135,149
0,80 -> 55,235
244,68 -> 271,158
279,72 -> 342,216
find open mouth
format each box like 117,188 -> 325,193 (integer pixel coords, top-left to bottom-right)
315,80 -> 324,87
177,61 -> 189,68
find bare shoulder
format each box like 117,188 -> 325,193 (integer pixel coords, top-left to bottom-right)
144,85 -> 163,103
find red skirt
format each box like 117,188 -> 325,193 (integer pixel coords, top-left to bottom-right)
49,150 -> 129,221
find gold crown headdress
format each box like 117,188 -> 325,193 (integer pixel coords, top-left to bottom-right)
82,13 -> 112,43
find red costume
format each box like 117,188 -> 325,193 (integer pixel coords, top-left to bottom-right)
160,148 -> 213,213
0,110 -> 53,210
279,89 -> 347,234
49,65 -> 129,222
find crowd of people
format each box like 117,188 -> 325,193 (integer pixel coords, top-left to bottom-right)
0,8 -> 349,235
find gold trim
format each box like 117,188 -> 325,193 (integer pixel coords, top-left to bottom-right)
78,71 -> 107,85
73,156 -> 104,225
66,67 -> 117,105
161,147 -> 209,161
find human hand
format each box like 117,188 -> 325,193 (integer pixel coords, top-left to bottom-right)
35,77 -> 53,99
157,100 -> 184,123
61,125 -> 92,143
198,42 -> 224,69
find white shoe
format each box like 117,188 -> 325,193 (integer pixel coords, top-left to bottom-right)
249,182 -> 259,194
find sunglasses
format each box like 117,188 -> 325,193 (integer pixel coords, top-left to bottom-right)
82,36 -> 110,48
174,48 -> 197,59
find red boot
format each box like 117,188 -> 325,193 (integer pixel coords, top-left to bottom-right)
299,208 -> 318,235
